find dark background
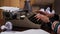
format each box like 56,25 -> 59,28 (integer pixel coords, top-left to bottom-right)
55,0 -> 60,14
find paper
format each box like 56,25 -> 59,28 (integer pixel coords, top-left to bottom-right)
0,6 -> 20,12
39,8 -> 44,12
0,29 -> 50,34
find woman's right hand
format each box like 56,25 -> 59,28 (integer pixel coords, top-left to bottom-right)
35,13 -> 50,23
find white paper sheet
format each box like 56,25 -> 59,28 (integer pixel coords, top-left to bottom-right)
0,29 -> 50,34
0,6 -> 20,12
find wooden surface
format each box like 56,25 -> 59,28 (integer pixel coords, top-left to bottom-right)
0,9 -> 3,19
0,19 -> 5,32
0,0 -> 25,8
0,0 -> 54,8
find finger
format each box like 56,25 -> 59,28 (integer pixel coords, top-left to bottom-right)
37,19 -> 39,21
34,15 -> 36,17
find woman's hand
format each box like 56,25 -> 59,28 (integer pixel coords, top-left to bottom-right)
35,13 -> 50,23
52,21 -> 59,30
